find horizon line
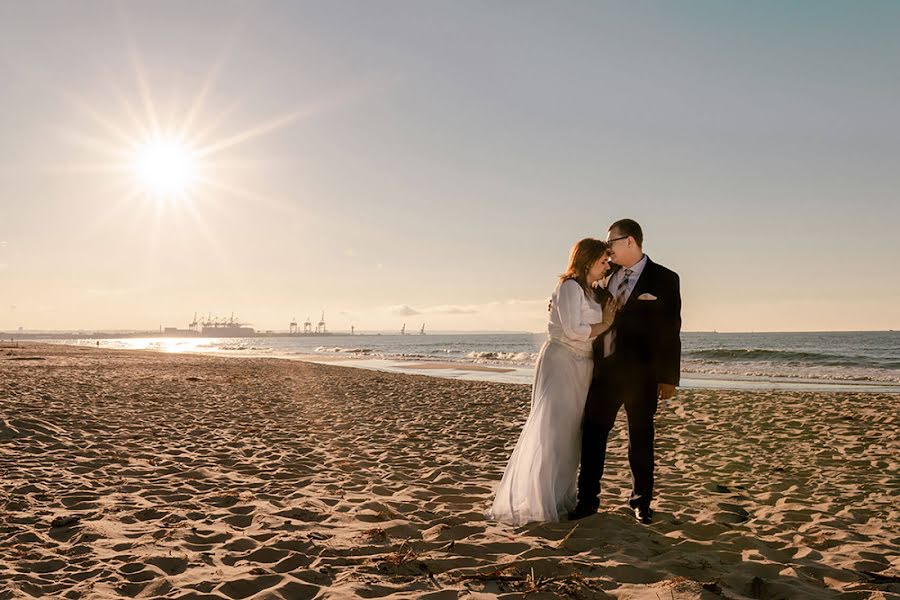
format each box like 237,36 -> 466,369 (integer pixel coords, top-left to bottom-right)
1,328 -> 896,336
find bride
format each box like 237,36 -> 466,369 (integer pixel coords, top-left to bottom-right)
488,238 -> 616,525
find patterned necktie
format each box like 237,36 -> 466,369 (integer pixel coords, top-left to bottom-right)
616,268 -> 633,308
605,268 -> 633,357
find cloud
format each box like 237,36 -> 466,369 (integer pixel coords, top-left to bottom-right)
387,304 -> 475,316
421,299 -> 547,314
427,305 -> 478,315
484,299 -> 549,310
384,299 -> 547,317
391,304 -> 421,316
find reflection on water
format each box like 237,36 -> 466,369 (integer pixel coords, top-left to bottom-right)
70,338 -> 215,354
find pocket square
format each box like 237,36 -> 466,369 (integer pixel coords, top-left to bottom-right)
637,293 -> 658,301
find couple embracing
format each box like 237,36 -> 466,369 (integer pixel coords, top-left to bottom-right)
489,219 -> 681,526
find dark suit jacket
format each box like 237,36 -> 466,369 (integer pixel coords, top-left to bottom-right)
594,257 -> 681,386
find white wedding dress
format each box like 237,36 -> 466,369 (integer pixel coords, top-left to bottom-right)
488,279 -> 606,525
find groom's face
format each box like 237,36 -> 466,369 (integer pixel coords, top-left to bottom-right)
606,228 -> 628,264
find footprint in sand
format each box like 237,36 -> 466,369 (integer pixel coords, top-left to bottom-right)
715,502 -> 751,524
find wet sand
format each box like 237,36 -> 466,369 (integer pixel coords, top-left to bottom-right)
396,362 -> 515,373
1,342 -> 897,599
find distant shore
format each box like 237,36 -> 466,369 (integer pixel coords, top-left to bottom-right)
2,343 -> 897,598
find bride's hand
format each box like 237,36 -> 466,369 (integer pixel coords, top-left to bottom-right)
602,297 -> 619,321
588,298 -> 618,337
591,309 -> 615,334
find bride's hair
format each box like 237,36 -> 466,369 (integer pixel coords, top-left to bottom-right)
560,238 -> 610,293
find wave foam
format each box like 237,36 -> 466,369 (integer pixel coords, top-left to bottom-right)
315,346 -> 374,354
465,351 -> 539,364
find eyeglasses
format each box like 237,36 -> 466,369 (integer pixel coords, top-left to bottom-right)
607,236 -> 629,245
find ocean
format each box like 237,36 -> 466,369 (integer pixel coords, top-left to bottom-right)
46,331 -> 900,392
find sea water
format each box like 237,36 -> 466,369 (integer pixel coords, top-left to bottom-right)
48,331 -> 900,392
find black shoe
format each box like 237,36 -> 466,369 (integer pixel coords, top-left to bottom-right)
633,506 -> 653,524
567,504 -> 598,520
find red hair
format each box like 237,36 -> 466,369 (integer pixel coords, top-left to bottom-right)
559,238 -> 610,290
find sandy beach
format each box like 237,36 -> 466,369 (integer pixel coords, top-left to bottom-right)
1,342 -> 897,599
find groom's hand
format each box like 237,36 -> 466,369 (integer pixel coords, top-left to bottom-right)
657,384 -> 676,400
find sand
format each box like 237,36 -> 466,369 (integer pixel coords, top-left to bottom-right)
1,342 -> 897,599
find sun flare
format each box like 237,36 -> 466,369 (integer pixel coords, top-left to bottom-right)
62,42 -> 327,258
133,137 -> 197,197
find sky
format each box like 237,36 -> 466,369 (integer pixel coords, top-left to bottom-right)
1,1 -> 898,333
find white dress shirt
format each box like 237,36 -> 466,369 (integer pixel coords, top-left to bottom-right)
604,254 -> 648,357
547,279 -> 606,358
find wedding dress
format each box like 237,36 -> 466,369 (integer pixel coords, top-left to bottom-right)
488,278 -> 605,525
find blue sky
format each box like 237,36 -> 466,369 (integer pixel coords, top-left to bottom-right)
1,1 -> 898,332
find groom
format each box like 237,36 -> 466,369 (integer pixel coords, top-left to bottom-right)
571,219 -> 681,524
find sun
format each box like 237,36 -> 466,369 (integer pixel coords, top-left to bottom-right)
132,137 -> 197,197
62,42 -> 331,249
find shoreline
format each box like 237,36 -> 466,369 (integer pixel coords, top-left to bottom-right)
299,356 -> 900,393
30,339 -> 900,393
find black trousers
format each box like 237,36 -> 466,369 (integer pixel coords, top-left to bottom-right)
577,356 -> 659,510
